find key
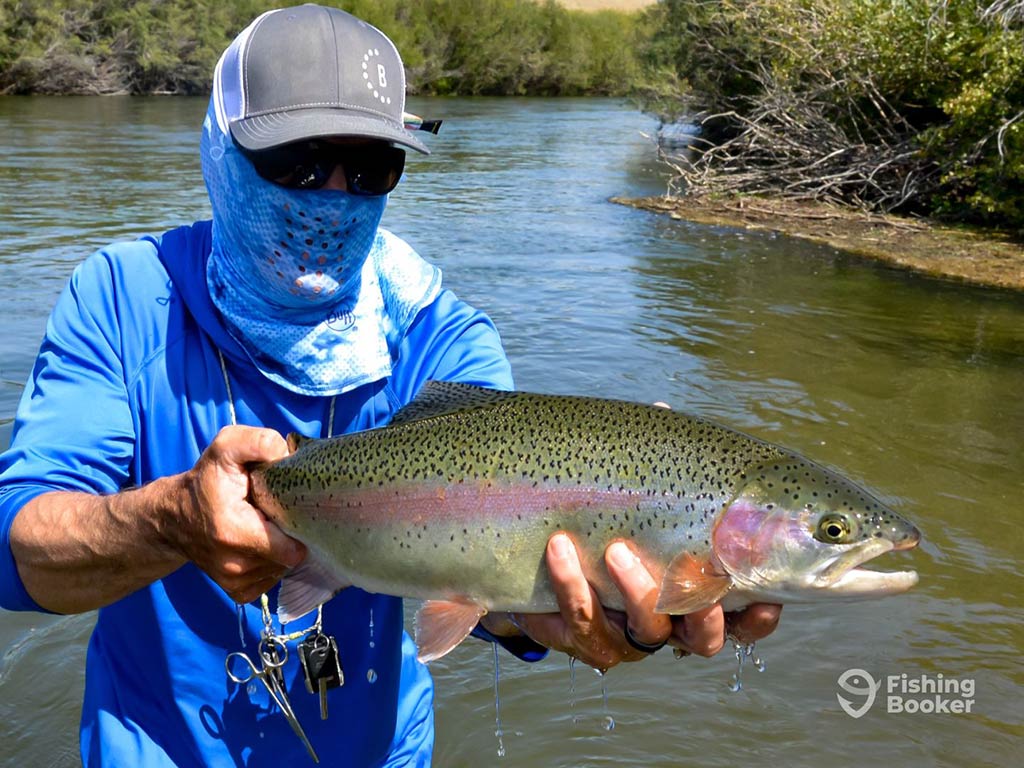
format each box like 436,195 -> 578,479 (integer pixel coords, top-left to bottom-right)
299,633 -> 344,720
299,634 -> 343,719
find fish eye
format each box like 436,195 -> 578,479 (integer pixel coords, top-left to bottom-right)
816,514 -> 852,543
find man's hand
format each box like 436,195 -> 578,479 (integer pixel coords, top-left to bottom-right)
486,533 -> 782,670
171,425 -> 307,604
11,425 -> 307,613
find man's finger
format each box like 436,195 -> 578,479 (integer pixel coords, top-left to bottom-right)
605,541 -> 671,651
545,533 -> 628,668
222,501 -> 306,569
259,514 -> 307,568
214,425 -> 290,467
726,603 -> 782,643
546,533 -> 597,636
510,612 -> 569,653
673,603 -> 726,657
229,572 -> 287,606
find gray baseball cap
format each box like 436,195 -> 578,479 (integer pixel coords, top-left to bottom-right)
213,4 -> 429,154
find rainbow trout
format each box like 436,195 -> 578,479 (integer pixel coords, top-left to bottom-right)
252,382 -> 920,662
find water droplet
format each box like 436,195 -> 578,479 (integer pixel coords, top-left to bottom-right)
729,640 -> 745,692
366,668 -> 378,684
601,673 -> 614,731
728,641 -> 766,692
493,643 -> 506,758
753,646 -> 766,673
569,657 -> 579,724
368,609 -> 375,649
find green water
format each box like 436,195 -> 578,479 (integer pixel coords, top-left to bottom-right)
1,96 -> 1021,767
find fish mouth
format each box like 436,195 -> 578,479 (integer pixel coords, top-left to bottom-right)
813,538 -> 919,598
826,565 -> 919,596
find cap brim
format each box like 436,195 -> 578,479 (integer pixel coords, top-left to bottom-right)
230,108 -> 430,154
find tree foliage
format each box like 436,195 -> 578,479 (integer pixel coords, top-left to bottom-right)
0,0 -> 643,96
639,0 -> 1024,232
4,0 -> 1021,231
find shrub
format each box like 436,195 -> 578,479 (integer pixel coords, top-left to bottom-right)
639,0 -> 1024,231
0,0 -> 644,97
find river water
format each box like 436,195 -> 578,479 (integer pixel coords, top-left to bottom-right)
0,96 -> 1021,767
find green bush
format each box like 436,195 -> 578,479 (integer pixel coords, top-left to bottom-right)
0,0 -> 644,96
639,0 -> 1024,231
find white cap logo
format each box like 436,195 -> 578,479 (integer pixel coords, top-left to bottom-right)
362,48 -> 391,105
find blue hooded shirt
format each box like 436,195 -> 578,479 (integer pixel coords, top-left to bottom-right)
0,220 -> 514,766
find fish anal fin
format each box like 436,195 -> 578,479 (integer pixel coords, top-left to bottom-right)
654,551 -> 732,614
277,553 -> 351,624
414,599 -> 487,663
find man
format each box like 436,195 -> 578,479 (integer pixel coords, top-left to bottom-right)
0,5 -> 779,765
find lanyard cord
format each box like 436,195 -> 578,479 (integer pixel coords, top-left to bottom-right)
217,348 -> 237,427
217,347 -> 331,644
216,348 -> 336,437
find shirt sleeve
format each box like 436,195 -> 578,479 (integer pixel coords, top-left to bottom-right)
0,253 -> 135,612
390,288 -> 515,399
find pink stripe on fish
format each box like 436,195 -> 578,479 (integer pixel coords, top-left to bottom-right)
288,480 -> 656,527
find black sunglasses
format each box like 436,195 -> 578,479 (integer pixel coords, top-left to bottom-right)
237,139 -> 406,195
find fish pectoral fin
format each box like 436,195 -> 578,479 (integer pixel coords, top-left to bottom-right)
654,552 -> 732,615
414,599 -> 487,663
277,554 -> 351,624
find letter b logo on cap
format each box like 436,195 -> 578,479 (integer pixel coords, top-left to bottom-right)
362,48 -> 392,105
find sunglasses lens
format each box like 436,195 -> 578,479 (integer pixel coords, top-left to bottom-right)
240,141 -> 405,195
345,146 -> 406,196
243,144 -> 310,183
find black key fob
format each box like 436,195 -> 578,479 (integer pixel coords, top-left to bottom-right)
299,633 -> 344,692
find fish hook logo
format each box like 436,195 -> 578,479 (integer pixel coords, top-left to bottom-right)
837,668 -> 880,719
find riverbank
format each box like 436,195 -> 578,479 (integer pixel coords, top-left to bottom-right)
612,195 -> 1024,291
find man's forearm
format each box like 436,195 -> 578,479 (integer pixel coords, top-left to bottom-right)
9,477 -> 189,614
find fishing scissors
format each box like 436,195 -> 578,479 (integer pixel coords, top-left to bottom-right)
226,637 -> 320,764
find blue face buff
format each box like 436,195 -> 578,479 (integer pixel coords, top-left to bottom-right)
200,101 -> 441,396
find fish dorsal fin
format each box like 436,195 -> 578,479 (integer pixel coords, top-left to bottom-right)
388,381 -> 518,426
